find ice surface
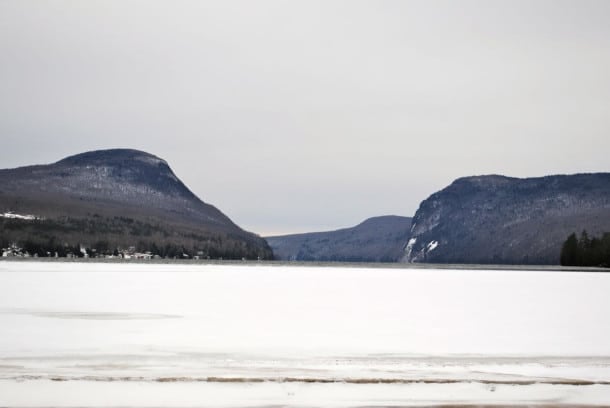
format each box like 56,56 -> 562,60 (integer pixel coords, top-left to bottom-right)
0,260 -> 609,406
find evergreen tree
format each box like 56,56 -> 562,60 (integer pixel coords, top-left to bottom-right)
560,233 -> 579,266
561,231 -> 610,267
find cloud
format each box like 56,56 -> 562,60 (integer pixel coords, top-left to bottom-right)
1,0 -> 609,234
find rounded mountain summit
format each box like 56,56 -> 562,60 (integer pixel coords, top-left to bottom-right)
0,149 -> 273,259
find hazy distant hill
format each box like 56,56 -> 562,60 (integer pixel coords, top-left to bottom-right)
0,149 -> 272,259
266,216 -> 412,262
404,173 -> 610,265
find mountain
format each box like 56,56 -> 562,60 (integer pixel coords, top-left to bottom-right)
0,149 -> 272,259
404,173 -> 610,265
266,215 -> 412,262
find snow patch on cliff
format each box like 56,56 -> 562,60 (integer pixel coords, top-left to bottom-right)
404,238 -> 417,262
1,212 -> 40,221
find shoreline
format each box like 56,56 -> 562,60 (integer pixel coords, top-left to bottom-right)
0,257 -> 608,273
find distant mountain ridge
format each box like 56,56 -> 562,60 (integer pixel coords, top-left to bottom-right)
0,149 -> 272,259
266,216 -> 412,262
404,173 -> 610,265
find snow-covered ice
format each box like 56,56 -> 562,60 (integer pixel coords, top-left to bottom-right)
0,260 -> 609,406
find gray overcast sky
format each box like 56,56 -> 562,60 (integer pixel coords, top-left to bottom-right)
1,1 -> 609,235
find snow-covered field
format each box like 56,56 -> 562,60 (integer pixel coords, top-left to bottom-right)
1,260 -> 609,406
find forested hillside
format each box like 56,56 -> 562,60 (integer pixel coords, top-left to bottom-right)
0,149 -> 272,259
266,216 -> 411,262
404,173 -> 610,265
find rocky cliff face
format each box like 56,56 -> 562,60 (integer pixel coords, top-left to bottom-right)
403,174 -> 610,265
267,215 -> 412,262
0,149 -> 272,259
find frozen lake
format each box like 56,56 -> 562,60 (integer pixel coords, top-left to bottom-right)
1,260 -> 609,406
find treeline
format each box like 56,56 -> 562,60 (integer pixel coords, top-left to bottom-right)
1,216 -> 273,260
1,215 -> 168,237
560,230 -> 610,267
2,237 -> 269,260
